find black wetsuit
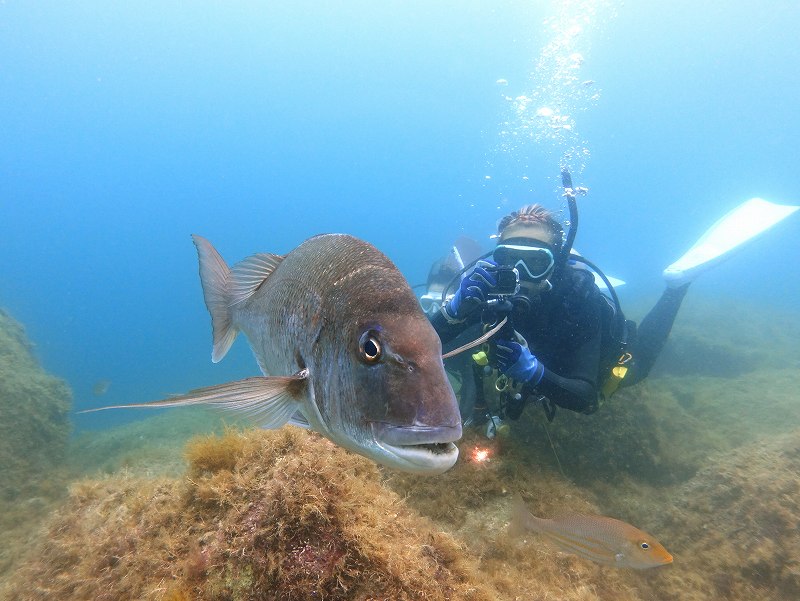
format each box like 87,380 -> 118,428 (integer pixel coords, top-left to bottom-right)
430,266 -> 688,415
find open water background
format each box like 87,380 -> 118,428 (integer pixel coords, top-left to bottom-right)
1,0 -> 798,431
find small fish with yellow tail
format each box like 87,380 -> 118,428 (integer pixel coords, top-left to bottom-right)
509,495 -> 673,569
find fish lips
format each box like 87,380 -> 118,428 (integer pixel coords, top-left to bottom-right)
370,421 -> 462,475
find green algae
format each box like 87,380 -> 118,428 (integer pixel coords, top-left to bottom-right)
0,309 -> 72,576
0,309 -> 71,502
3,429 -> 499,601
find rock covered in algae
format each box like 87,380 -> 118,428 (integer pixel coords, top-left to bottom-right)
3,427 -> 497,601
0,308 -> 71,502
0,308 -> 72,576
383,426 -> 665,600
7,295 -> 797,601
641,429 -> 800,601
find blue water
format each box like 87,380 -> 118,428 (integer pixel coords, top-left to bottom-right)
1,1 -> 798,431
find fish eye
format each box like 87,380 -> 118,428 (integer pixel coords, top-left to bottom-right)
359,331 -> 382,364
640,542 -> 650,550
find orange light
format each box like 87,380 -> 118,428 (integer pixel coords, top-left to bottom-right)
471,447 -> 491,463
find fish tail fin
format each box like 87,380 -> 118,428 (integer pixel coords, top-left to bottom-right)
192,234 -> 237,363
508,493 -> 543,538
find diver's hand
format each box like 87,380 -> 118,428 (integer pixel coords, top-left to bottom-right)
495,339 -> 544,385
442,260 -> 498,322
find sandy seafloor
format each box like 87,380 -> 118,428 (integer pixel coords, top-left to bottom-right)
1,293 -> 799,601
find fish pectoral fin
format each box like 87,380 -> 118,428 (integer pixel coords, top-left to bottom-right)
189,370 -> 309,429
442,317 -> 507,359
80,370 -> 309,430
288,410 -> 311,429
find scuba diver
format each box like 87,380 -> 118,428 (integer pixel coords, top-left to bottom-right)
428,171 -> 798,429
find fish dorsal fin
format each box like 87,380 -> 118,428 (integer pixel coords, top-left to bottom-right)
229,253 -> 284,306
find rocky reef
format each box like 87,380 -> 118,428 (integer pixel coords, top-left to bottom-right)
3,428 -> 498,601
2,296 -> 798,601
0,420 -> 668,601
0,309 -> 72,574
0,309 -> 71,501
644,430 -> 800,600
388,296 -> 800,601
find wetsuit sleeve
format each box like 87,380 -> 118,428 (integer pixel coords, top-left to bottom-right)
429,307 -> 477,345
533,366 -> 597,413
527,299 -> 604,413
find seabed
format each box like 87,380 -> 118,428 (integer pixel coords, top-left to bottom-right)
1,296 -> 799,601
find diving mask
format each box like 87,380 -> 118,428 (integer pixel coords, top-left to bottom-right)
419,291 -> 450,317
493,237 -> 556,282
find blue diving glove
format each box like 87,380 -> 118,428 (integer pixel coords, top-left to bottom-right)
495,339 -> 545,385
442,260 -> 498,322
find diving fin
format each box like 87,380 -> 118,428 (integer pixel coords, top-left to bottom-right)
594,273 -> 625,291
570,248 -> 626,290
663,197 -> 799,288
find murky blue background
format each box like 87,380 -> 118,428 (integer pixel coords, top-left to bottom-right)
1,1 -> 798,430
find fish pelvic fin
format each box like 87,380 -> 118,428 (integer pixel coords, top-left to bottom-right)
192,234 -> 237,363
80,370 -> 309,430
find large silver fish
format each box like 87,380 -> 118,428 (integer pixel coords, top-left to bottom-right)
88,234 -> 462,474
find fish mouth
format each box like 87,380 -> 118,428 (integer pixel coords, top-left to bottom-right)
370,422 -> 462,475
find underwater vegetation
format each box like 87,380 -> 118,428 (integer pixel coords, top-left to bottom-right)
0,309 -> 71,501
68,408 -> 232,478
1,295 -> 799,600
0,309 -> 72,574
2,427 -> 497,601
645,429 -> 800,600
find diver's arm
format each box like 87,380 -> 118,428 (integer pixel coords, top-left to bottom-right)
497,343 -> 599,413
503,286 -> 604,413
429,308 -> 476,344
531,369 -> 597,413
532,316 -> 603,412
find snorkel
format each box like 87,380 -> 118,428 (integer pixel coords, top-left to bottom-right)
557,167 -> 580,276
